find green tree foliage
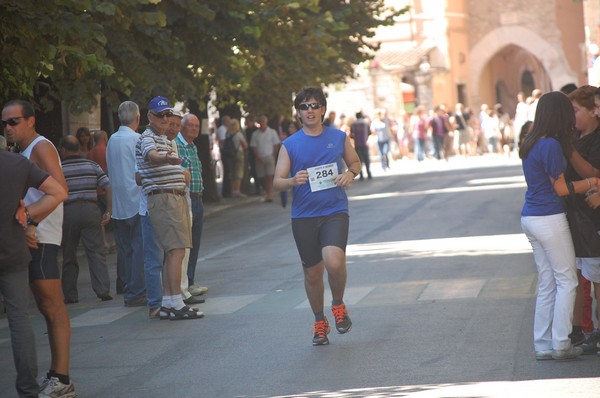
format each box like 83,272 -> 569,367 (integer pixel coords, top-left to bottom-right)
0,0 -> 405,117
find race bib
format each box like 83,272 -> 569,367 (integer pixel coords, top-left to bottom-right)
307,162 -> 338,192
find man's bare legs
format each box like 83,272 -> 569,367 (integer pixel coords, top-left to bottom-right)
161,248 -> 202,319
264,174 -> 274,201
162,248 -> 185,297
304,261 -> 325,317
30,280 -> 71,375
303,246 -> 348,316
324,246 -> 347,304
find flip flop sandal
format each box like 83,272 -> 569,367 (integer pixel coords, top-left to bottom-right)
169,305 -> 204,320
159,306 -> 171,320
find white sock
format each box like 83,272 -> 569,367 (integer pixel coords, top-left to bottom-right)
162,295 -> 174,308
172,294 -> 185,310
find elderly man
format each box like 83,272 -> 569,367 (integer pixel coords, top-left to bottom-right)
3,99 -> 75,397
106,101 -> 147,307
143,111 -> 205,317
136,96 -> 203,320
250,115 -> 281,202
175,113 -> 208,302
59,135 -> 113,304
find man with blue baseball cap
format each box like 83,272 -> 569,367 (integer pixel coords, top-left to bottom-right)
135,96 -> 203,320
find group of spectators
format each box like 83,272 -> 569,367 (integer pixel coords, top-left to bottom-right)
215,114 -> 282,202
1,96 -> 219,397
318,91 -> 544,173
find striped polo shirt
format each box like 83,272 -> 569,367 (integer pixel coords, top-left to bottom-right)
61,156 -> 110,203
136,125 -> 186,194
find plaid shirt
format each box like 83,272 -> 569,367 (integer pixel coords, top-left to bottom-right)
175,133 -> 203,194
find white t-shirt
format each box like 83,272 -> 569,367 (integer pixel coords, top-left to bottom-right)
250,127 -> 281,158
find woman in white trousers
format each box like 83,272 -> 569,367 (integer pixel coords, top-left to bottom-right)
519,91 -> 600,360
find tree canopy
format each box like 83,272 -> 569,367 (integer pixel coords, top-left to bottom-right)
0,0 -> 406,118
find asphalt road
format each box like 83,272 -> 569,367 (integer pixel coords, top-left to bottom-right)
1,154 -> 599,397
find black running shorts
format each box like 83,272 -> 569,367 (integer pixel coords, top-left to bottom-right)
291,212 -> 349,267
29,244 -> 60,282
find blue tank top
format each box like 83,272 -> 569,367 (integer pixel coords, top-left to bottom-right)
284,127 -> 348,218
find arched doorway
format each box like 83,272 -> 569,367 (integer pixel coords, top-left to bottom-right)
470,25 -> 577,115
479,44 -> 551,117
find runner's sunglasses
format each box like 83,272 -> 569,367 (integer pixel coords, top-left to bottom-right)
297,103 -> 322,111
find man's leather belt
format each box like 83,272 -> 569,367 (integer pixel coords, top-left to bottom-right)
148,189 -> 185,196
65,199 -> 97,206
189,192 -> 203,199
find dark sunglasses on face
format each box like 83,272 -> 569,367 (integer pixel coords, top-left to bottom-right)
1,116 -> 26,127
151,111 -> 173,119
297,103 -> 322,111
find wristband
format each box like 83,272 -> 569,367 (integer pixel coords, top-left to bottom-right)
24,207 -> 39,227
347,169 -> 358,178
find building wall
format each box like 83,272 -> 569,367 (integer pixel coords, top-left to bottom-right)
324,0 -> 591,121
467,0 -> 584,109
445,1 -> 470,107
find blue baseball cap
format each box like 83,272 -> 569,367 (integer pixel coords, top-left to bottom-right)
148,96 -> 172,113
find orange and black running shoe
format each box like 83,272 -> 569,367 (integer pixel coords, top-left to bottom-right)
332,303 -> 352,334
312,317 -> 331,346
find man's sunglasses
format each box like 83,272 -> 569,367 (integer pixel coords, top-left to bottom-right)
1,116 -> 26,127
151,111 -> 173,119
297,103 -> 322,111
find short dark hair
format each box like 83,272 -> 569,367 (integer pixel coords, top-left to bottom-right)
3,99 -> 35,118
294,87 -> 327,111
294,87 -> 327,122
560,83 -> 578,95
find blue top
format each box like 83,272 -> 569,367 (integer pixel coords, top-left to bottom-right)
521,137 -> 566,217
284,127 -> 348,218
106,126 -> 142,220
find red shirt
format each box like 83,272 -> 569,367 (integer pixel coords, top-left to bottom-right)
88,142 -> 107,171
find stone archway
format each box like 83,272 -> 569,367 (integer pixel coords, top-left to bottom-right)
469,26 -> 577,106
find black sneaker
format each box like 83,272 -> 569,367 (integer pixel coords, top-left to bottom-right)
332,304 -> 352,334
312,318 -> 331,346
580,329 -> 600,355
569,329 -> 586,346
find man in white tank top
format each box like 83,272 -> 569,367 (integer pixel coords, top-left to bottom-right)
3,100 -> 76,397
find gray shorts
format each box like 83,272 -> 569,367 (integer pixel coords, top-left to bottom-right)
291,213 -> 349,267
458,129 -> 471,145
256,155 -> 275,178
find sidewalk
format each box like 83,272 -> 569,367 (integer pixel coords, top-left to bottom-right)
98,192 -> 263,255
202,193 -> 264,218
